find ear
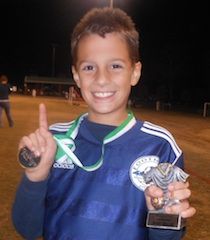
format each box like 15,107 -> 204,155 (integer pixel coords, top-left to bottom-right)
131,61 -> 142,86
72,66 -> 81,88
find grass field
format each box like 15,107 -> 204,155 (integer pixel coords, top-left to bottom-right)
0,95 -> 209,239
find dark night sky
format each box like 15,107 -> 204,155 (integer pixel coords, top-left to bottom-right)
0,0 -> 209,106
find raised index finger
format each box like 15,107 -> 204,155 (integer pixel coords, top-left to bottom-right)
39,103 -> 48,130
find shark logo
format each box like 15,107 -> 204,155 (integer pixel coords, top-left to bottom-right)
129,156 -> 159,191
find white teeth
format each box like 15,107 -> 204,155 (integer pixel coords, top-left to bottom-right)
94,92 -> 113,97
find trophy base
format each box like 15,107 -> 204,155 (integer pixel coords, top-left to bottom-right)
146,211 -> 186,230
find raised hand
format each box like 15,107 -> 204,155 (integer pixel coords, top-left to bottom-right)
18,103 -> 57,182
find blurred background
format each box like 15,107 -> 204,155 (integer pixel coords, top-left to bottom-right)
0,0 -> 209,112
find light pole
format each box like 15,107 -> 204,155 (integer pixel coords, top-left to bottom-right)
51,43 -> 58,77
109,0 -> 113,8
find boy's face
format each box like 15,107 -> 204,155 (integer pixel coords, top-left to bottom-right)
72,33 -> 141,125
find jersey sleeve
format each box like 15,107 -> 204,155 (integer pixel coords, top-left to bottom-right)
12,174 -> 48,239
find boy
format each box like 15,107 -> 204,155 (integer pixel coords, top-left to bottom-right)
12,7 -> 195,240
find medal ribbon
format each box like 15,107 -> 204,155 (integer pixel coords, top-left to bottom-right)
53,111 -> 136,172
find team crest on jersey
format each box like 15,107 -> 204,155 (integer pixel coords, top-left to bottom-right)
129,155 -> 159,191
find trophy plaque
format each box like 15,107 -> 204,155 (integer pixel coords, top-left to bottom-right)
143,163 -> 189,230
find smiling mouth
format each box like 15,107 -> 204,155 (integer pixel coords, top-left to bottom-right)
93,92 -> 115,98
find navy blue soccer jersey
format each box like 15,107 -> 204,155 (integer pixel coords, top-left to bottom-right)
12,113 -> 185,240
43,114 -> 184,239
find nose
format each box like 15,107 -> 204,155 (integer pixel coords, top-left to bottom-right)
95,68 -> 110,86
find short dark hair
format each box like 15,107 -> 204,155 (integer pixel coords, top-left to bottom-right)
71,7 -> 140,66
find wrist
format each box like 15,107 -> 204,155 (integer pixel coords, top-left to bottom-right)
25,168 -> 50,182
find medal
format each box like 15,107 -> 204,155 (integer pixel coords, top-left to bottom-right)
18,111 -> 136,170
18,147 -> 41,168
53,111 -> 136,172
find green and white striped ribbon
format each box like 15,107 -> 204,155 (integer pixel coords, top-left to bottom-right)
53,111 -> 136,172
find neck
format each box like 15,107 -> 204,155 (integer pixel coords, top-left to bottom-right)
87,111 -> 128,126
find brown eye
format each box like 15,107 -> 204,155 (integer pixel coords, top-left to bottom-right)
82,65 -> 94,71
111,64 -> 122,69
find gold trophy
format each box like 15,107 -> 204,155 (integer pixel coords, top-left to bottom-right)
143,163 -> 189,230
